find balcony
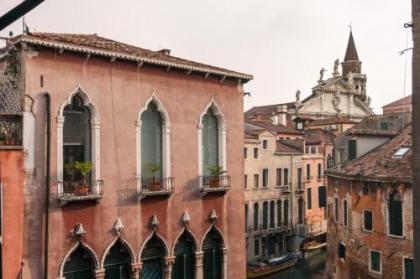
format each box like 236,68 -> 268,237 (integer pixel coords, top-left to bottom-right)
282,185 -> 291,193
138,177 -> 175,200
0,114 -> 22,147
199,175 -> 230,197
295,181 -> 304,193
58,180 -> 103,206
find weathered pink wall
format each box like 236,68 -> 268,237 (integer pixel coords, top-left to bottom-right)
23,49 -> 246,278
0,149 -> 24,279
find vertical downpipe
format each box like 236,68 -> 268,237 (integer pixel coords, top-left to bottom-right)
44,93 -> 51,279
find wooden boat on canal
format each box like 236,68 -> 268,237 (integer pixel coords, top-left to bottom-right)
246,253 -> 299,278
302,240 -> 327,252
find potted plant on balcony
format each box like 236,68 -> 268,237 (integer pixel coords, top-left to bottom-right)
207,165 -> 226,188
73,161 -> 93,196
146,163 -> 161,191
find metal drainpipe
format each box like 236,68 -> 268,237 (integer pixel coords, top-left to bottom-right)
44,93 -> 51,278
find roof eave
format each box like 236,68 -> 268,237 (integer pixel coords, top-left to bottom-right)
17,37 -> 253,83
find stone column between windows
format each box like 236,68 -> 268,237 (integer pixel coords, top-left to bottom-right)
195,251 -> 204,279
222,248 -> 229,279
57,116 -> 65,195
92,119 -> 101,194
164,256 -> 175,279
131,263 -> 142,279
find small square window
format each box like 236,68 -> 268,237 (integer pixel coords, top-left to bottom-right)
244,147 -> 248,159
362,183 -> 369,195
297,122 -> 304,130
380,122 -> 389,131
263,140 -> 268,150
394,147 -> 410,158
370,250 -> 381,273
310,146 -> 317,154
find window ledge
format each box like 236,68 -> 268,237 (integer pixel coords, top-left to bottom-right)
58,194 -> 102,206
387,234 -> 405,239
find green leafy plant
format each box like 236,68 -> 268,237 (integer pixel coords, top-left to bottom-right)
146,163 -> 161,178
207,165 -> 226,177
66,161 -> 93,185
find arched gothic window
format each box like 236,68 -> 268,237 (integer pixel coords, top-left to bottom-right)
277,200 -> 282,227
202,108 -> 219,173
202,227 -> 224,279
63,246 -> 95,279
104,240 -> 131,279
172,231 -> 196,279
141,235 -> 166,279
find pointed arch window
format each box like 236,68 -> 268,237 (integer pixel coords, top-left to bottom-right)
63,246 -> 95,279
172,231 -> 196,279
57,88 -> 101,203
137,95 -> 172,195
104,240 -> 131,279
202,227 -> 224,279
198,101 -> 228,192
388,191 -> 403,236
141,235 -> 166,279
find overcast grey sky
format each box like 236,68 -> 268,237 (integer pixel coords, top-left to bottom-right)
1,0 -> 412,113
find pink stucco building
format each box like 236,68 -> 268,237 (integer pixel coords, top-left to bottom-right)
1,32 -> 252,279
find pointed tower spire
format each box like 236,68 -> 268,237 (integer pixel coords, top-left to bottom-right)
344,31 -> 359,61
341,30 -> 362,77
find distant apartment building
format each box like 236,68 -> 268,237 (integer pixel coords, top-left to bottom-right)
244,121 -> 304,262
1,32 -> 252,279
301,129 -> 334,239
325,125 -> 413,279
243,119 -> 334,263
382,95 -> 412,115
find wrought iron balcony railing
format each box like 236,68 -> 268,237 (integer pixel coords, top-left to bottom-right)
58,180 -> 103,206
138,177 -> 175,200
0,114 -> 22,147
199,175 -> 230,196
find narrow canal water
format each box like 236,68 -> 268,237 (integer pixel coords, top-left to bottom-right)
262,249 -> 326,279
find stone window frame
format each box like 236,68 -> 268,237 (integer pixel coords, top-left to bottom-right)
369,249 -> 382,275
333,195 -> 339,223
197,99 -> 227,179
56,85 -> 101,196
136,92 -> 171,190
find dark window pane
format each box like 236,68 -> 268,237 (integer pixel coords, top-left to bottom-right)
364,211 -> 373,231
405,258 -> 413,279
348,139 -> 357,160
370,251 -> 381,272
318,186 -> 327,207
307,188 -> 312,210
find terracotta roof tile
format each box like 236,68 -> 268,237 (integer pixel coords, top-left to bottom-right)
303,129 -> 335,145
382,95 -> 412,109
328,125 -> 412,183
245,120 -> 302,135
8,32 -> 252,81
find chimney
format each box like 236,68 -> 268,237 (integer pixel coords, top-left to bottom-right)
276,105 -> 288,126
158,48 -> 171,55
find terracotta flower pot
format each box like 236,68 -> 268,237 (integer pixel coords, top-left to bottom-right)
209,177 -> 220,188
149,180 -> 161,191
76,184 -> 89,196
